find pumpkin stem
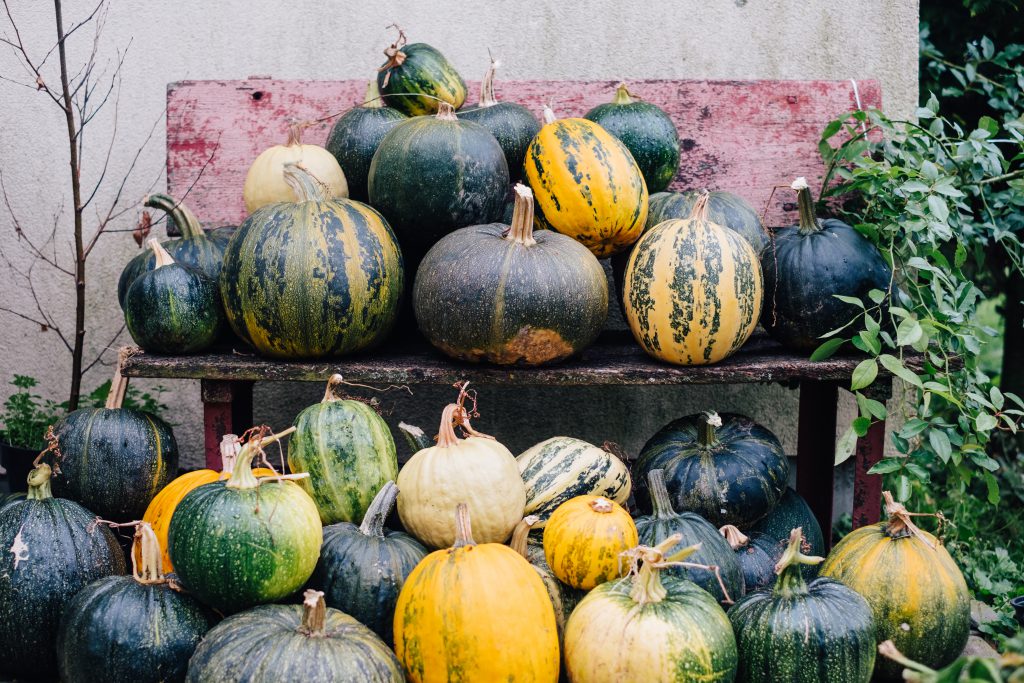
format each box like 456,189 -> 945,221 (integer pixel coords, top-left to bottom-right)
647,469 -> 678,520
104,348 -> 130,410
506,184 -> 537,246
882,491 -> 939,549
299,589 -> 329,637
131,522 -> 166,585
322,373 -> 345,403
282,162 -> 329,203
144,194 -> 206,241
435,404 -> 463,449
543,106 -> 558,124
589,497 -> 614,514
510,515 -> 540,558
26,463 -> 53,500
435,101 -> 458,121
624,534 -> 686,605
698,411 -> 721,448
359,481 -> 399,538
773,527 -> 824,597
719,524 -> 750,550
362,79 -> 384,108
399,422 -> 432,452
612,82 -> 634,105
219,434 -> 241,477
451,503 -> 477,549
479,54 -> 500,107
285,121 -> 305,147
226,426 -> 296,489
146,237 -> 175,269
687,191 -> 712,225
378,24 -> 409,85
877,640 -> 937,676
792,177 -> 822,235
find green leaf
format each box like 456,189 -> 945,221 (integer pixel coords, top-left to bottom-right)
867,289 -> 886,305
975,412 -> 998,432
896,318 -> 923,346
835,427 -> 857,465
850,359 -> 878,391
858,330 -> 881,356
896,475 -> 912,501
852,416 -> 871,437
868,458 -> 903,474
989,386 -> 1004,410
878,354 -> 923,387
810,337 -> 846,361
899,418 -> 930,437
929,429 -> 952,463
927,194 -> 950,222
833,294 -> 865,309
821,119 -> 843,141
978,115 -> 999,136
954,241 -> 967,268
920,160 -> 939,180
970,452 -> 1000,472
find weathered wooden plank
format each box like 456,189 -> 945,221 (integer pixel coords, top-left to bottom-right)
167,78 -> 880,229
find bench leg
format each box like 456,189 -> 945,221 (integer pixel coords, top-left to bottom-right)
796,380 -> 838,548
851,379 -> 891,529
201,379 -> 255,469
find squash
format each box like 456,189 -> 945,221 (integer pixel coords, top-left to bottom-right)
397,401 -> 525,548
168,427 -> 322,613
517,435 -> 631,528
325,80 -> 407,202
243,123 -> 348,213
623,191 -> 763,365
634,469 -> 744,603
393,504 -> 559,682
543,494 -> 638,590
563,535 -> 738,682
288,374 -> 399,525
0,491 -> 25,510
187,589 -> 403,682
412,184 -> 608,365
720,524 -> 781,593
125,238 -> 224,354
510,515 -> 584,642
583,82 -> 680,193
633,411 -> 789,527
729,528 -> 876,683
749,486 -> 826,559
376,29 -> 466,116
820,492 -> 970,680
523,107 -> 648,258
306,481 -> 427,645
368,102 -> 509,264
0,464 -> 126,680
761,177 -> 893,350
57,522 -> 214,683
648,190 -> 769,253
221,163 -> 404,359
459,57 -> 541,182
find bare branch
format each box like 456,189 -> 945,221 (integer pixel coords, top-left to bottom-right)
0,170 -> 74,275
81,69 -> 121,208
82,322 -> 124,374
0,0 -> 65,108
38,0 -> 105,70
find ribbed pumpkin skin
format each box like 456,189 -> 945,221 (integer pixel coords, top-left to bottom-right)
750,487 -> 826,556
730,532 -> 784,593
53,407 -> 178,521
243,143 -> 348,214
125,262 -> 223,354
219,197 -> 404,359
584,97 -> 680,193
187,602 -> 403,682
325,105 -> 407,202
543,495 -> 638,590
820,524 -> 970,680
57,575 -> 214,683
524,117 -> 648,258
648,191 -> 769,253
118,237 -> 224,310
0,491 -> 25,509
521,542 -> 584,641
377,43 -> 467,116
460,102 -> 541,182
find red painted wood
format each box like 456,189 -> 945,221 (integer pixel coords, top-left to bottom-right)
853,418 -> 886,528
200,379 -> 236,469
796,380 -> 839,547
166,78 -> 881,228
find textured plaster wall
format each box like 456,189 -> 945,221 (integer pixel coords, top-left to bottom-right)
0,1 -> 919,518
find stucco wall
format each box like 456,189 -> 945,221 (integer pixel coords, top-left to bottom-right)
0,1 -> 919,517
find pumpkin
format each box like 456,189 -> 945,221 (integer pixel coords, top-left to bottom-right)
325,80 -> 407,202
720,524 -> 782,593
187,589 -> 403,682
523,106 -> 648,258
368,102 -> 509,264
761,177 -> 893,350
730,528 -> 876,683
0,464 -> 126,680
633,411 -> 789,527
393,504 -> 560,682
623,191 -> 763,365
459,57 -> 541,182
243,123 -> 348,213
125,238 -> 224,354
57,522 -> 214,683
517,435 -> 631,528
749,486 -> 826,560
412,184 -> 608,365
648,190 -> 769,253
634,469 -> 744,604
510,515 -> 584,642
288,374 -> 399,525
820,492 -> 970,680
306,481 -> 427,645
397,401 -> 525,548
168,427 -> 322,614
563,535 -> 738,682
376,29 -> 466,116
543,494 -> 638,590
0,491 -> 25,510
221,163 -> 404,359
583,82 -> 680,193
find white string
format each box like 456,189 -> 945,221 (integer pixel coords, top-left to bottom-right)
850,78 -> 869,134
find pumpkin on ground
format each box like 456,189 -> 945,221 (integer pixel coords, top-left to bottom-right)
510,516 -> 584,643
187,589 -> 402,683
413,184 -> 608,365
306,481 -> 427,645
376,28 -> 466,116
0,464 -> 126,680
221,163 -> 404,359
393,504 -> 559,682
720,524 -> 782,593
749,486 -> 826,559
543,494 -> 638,590
633,411 -> 789,527
243,123 -> 348,213
820,492 -> 970,680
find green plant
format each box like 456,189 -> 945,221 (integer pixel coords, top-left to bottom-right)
0,376 -> 56,450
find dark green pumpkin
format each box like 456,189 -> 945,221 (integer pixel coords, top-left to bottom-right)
583,83 -> 680,193
376,34 -> 466,117
761,179 -> 893,351
749,487 -> 826,558
729,529 -> 876,683
0,491 -> 25,510
413,184 -> 607,365
186,589 -> 403,682
720,524 -> 783,593
0,464 -> 126,680
633,412 -> 789,527
306,481 -> 427,645
634,469 -> 744,604
220,163 -> 404,359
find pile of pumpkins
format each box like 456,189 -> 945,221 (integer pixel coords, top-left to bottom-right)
117,28 -> 894,367
0,375 -> 971,682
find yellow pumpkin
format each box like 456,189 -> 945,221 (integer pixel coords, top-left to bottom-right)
243,123 -> 348,212
397,403 -> 525,548
393,504 -> 559,682
543,495 -> 638,590
523,107 -> 648,258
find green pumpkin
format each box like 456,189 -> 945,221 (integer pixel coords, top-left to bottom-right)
0,465 -> 126,680
750,487 -> 826,559
0,491 -> 25,510
306,481 -> 427,645
187,589 -> 403,682
376,34 -> 466,116
220,163 -> 404,359
583,83 -> 680,193
720,524 -> 783,593
168,428 -> 322,614
729,529 -> 876,683
413,184 -> 606,365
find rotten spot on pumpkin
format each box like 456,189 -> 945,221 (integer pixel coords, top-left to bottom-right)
10,528 -> 28,569
436,327 -> 574,366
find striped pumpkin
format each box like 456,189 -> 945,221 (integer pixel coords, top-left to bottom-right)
376,33 -> 466,117
510,516 -> 584,644
623,192 -> 763,365
524,107 -> 648,258
648,190 -> 769,253
543,495 -> 637,590
220,163 -> 403,359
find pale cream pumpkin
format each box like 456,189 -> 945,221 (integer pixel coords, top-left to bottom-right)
243,123 -> 348,212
